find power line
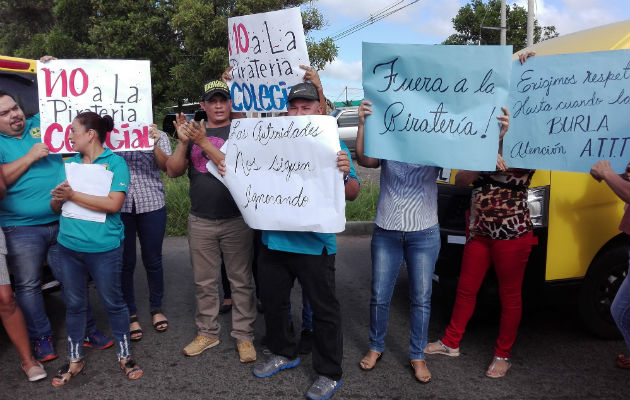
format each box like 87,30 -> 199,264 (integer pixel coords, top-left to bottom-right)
330,0 -> 423,42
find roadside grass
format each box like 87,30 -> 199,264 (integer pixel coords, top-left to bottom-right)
163,173 -> 190,236
162,176 -> 379,236
345,181 -> 379,222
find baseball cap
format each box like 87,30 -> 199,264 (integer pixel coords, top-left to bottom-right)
202,80 -> 230,101
287,82 -> 319,102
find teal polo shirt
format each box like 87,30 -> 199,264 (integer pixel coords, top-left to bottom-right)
0,114 -> 62,227
57,148 -> 130,253
262,140 -> 360,256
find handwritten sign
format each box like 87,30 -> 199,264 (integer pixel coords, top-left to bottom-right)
227,8 -> 310,113
503,50 -> 630,173
362,43 -> 512,170
214,116 -> 345,233
36,59 -> 153,153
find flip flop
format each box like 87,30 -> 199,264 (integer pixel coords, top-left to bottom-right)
359,350 -> 382,371
410,359 -> 431,384
51,359 -> 86,387
129,315 -> 143,342
486,356 -> 511,378
151,310 -> 168,332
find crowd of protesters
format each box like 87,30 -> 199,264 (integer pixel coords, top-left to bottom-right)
0,51 -> 627,400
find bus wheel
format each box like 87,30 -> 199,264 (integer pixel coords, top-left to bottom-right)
578,245 -> 628,339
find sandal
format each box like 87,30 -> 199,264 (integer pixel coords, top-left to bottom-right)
616,354 -> 630,369
410,359 -> 431,384
424,340 -> 460,357
150,310 -> 168,332
486,356 -> 511,378
359,350 -> 382,371
129,315 -> 143,342
51,359 -> 85,387
120,357 -> 143,380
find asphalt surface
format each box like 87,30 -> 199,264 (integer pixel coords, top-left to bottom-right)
0,234 -> 628,399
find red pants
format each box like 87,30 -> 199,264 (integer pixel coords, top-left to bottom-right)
441,231 -> 534,358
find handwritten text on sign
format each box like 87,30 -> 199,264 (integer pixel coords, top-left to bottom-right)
227,7 -> 310,113
36,59 -> 153,153
503,50 -> 630,173
220,116 -> 345,233
362,43 -> 512,170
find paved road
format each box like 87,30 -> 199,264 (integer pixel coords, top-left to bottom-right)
0,235 -> 627,399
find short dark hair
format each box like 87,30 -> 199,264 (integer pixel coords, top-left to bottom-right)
74,112 -> 114,143
0,90 -> 16,101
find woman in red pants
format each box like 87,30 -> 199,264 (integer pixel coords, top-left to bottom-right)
425,104 -> 535,379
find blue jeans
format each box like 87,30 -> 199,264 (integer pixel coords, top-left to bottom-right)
121,206 -> 167,316
2,223 -> 98,341
57,243 -> 130,360
611,250 -> 630,352
369,224 -> 440,360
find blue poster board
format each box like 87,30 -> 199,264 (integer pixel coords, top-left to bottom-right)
362,43 -> 512,171
503,49 -> 630,173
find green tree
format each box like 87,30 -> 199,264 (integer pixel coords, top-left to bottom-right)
443,0 -> 558,51
0,0 -> 54,55
169,0 -> 337,106
0,0 -> 337,110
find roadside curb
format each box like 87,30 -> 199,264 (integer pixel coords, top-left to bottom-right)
339,221 -> 373,236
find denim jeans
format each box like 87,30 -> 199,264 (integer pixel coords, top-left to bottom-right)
57,243 -> 130,360
369,224 -> 440,360
2,223 -> 99,341
611,250 -> 630,353
2,223 -> 59,340
121,206 -> 167,316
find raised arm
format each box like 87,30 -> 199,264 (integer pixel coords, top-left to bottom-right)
355,100 -> 379,168
149,124 -> 170,172
165,113 -> 190,178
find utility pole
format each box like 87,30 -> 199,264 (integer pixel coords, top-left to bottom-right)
527,0 -> 534,47
500,0 -> 506,45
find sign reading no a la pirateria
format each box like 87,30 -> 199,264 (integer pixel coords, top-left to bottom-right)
227,7 -> 310,113
36,59 -> 153,154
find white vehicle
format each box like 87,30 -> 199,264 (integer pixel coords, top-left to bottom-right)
330,107 -> 358,153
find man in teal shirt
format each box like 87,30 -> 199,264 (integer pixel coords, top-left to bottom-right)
0,90 -> 112,361
251,81 -> 360,400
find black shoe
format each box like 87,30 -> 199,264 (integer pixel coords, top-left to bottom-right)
298,330 -> 313,355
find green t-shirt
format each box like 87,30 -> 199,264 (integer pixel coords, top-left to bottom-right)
0,114 -> 62,227
57,148 -> 130,253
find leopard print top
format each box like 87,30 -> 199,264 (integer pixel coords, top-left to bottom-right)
468,169 -> 534,240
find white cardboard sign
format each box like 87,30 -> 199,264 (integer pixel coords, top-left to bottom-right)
209,116 -> 346,233
36,59 -> 153,153
227,7 -> 310,113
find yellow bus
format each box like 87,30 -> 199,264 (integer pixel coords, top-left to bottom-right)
436,20 -> 630,338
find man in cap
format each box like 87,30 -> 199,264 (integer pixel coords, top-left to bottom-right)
166,80 -> 257,363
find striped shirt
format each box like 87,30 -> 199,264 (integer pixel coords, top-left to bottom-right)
119,130 -> 173,214
374,160 -> 439,232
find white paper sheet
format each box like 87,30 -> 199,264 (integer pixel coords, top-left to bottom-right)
61,163 -> 113,223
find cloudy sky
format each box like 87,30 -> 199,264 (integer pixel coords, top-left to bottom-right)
305,0 -> 630,103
